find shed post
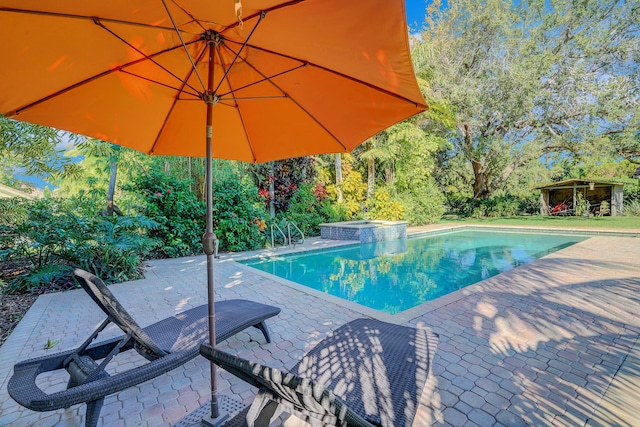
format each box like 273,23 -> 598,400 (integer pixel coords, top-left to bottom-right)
540,190 -> 549,215
612,184 -> 624,216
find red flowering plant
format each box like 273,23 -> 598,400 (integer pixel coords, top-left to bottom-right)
258,188 -> 271,201
313,182 -> 328,202
251,157 -> 316,214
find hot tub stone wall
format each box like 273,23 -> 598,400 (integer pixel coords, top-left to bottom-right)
320,221 -> 407,244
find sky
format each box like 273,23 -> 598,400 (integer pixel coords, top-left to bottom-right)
406,0 -> 428,32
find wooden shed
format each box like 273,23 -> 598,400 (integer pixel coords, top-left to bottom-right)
536,178 -> 625,216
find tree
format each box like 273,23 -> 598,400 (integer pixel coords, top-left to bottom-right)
0,116 -> 82,185
358,136 -> 392,199
419,0 -> 639,199
335,153 -> 343,203
53,139 -> 146,215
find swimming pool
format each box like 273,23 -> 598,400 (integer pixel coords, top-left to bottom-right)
240,228 -> 590,314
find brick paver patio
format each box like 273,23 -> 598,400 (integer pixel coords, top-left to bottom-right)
0,225 -> 638,426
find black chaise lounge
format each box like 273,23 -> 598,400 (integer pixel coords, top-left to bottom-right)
8,269 -> 281,427
200,318 -> 439,427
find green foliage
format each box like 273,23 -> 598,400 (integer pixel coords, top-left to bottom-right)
0,116 -> 83,182
401,180 -> 445,225
283,184 -> 325,236
0,197 -> 156,293
447,194 -> 537,218
128,170 -> 205,258
213,171 -> 267,252
366,189 -> 404,221
574,193 -> 591,217
53,139 -> 147,214
623,200 -> 640,217
61,214 -> 158,283
9,264 -> 74,294
624,181 -> 640,203
320,203 -> 350,224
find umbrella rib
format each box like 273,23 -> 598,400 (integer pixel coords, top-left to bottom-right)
220,96 -> 287,101
226,40 -> 427,108
169,0 -> 208,33
10,41 -> 202,116
149,43 -> 210,155
217,61 -> 307,98
213,44 -> 258,162
229,49 -> 347,151
213,11 -> 266,95
118,70 -> 200,98
161,0 -> 206,92
0,7 -> 194,33
93,18 -> 202,95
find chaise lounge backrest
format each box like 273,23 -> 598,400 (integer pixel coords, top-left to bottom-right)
74,268 -> 167,360
201,318 -> 439,427
201,347 -> 376,426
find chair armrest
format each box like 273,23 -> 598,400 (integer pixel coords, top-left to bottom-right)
9,347 -> 198,412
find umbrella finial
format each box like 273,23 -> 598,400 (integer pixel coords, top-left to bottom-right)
235,0 -> 243,29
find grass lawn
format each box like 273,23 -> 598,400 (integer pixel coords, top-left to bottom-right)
439,215 -> 640,229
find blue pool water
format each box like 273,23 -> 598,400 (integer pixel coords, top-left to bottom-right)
241,229 -> 589,314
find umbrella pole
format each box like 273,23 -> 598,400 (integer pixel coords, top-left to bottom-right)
201,34 -> 228,426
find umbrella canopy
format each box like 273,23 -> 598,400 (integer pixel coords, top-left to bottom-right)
0,0 -> 427,162
1,0 -> 427,422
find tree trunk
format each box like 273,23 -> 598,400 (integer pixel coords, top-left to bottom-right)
335,154 -> 343,203
472,166 -> 490,199
269,162 -> 276,218
464,123 -> 490,199
105,161 -> 118,216
187,157 -> 192,193
367,157 -> 375,199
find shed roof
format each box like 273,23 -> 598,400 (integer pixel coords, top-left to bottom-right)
0,183 -> 38,199
534,178 -> 626,190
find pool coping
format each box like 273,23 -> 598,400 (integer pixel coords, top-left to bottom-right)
230,224 -> 639,324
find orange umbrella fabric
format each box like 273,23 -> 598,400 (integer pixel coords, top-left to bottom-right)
0,0 -> 427,162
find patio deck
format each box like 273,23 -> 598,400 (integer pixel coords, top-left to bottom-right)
0,225 -> 639,426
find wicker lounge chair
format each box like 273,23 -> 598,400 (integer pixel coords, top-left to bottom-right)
200,318 -> 439,427
8,269 -> 281,427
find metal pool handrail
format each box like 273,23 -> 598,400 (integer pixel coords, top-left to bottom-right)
287,221 -> 305,248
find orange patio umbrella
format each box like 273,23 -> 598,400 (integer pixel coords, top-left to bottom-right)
0,0 -> 427,422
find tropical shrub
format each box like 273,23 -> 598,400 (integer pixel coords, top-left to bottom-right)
366,188 -> 404,221
0,197 -> 157,293
340,170 -> 367,218
320,202 -> 350,224
401,182 -> 445,225
284,184 -> 326,236
624,200 -> 640,216
574,193 -> 590,217
252,157 -> 317,214
213,173 -> 267,252
446,193 -> 537,218
128,171 -> 205,258
61,214 -> 158,283
624,181 -> 640,203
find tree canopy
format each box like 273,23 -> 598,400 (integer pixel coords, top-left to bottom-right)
417,0 -> 639,199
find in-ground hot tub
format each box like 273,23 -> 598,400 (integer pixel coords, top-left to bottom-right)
320,220 -> 407,244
